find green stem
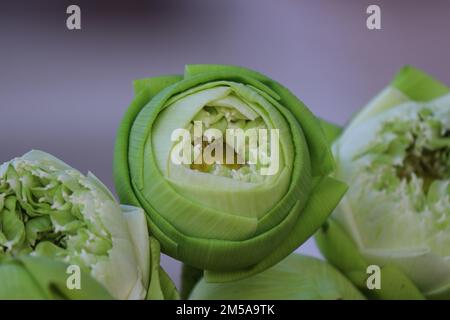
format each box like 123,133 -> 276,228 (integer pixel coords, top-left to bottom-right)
181,264 -> 203,299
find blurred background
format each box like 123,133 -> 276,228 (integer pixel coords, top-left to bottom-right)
1,0 -> 450,289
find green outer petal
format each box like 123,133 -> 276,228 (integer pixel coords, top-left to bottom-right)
0,260 -> 46,299
146,237 -> 179,300
348,87 -> 411,128
114,64 -> 341,278
205,176 -> 347,282
0,256 -> 113,300
22,149 -> 74,171
138,188 -> 303,271
113,79 -> 184,296
190,254 -> 365,300
427,283 -> 450,300
391,65 -> 449,101
315,219 -> 367,273
315,219 -> 425,300
348,66 -> 450,130
158,267 -> 180,300
120,204 -> 150,291
133,75 -> 183,96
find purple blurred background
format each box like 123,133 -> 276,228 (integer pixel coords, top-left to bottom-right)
1,0 -> 450,289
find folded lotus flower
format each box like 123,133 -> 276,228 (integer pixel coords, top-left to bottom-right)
114,64 -> 347,283
316,66 -> 450,299
0,150 -> 178,300
190,254 -> 365,300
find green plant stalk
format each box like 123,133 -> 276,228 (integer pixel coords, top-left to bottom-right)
316,220 -> 425,300
0,256 -> 113,299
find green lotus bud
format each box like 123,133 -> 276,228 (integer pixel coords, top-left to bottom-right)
0,150 -> 178,300
114,64 -> 347,283
317,66 -> 450,299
